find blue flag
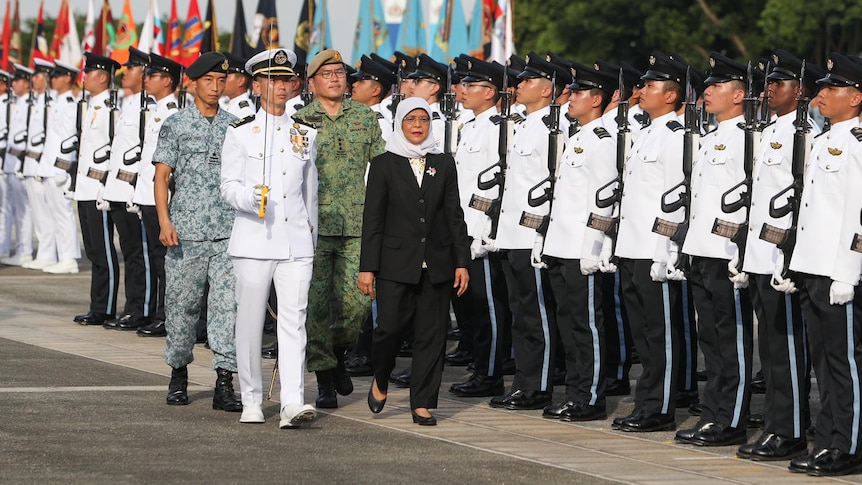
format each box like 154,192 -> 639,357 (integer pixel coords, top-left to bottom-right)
395,0 -> 427,56
431,0 -> 469,62
309,0 -> 332,58
353,0 -> 392,64
467,0 -> 484,58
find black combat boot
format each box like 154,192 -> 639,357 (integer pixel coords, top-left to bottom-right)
333,347 -> 354,396
166,366 -> 189,405
315,370 -> 338,408
212,368 -> 243,412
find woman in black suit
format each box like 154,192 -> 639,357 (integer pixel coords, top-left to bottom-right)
358,97 -> 470,425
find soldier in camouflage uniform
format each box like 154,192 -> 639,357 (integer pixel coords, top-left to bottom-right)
292,49 -> 385,408
152,53 -> 242,412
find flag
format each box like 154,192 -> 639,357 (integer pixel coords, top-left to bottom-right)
166,0 -> 181,61
489,0 -> 514,63
431,0 -> 468,62
252,0 -> 279,54
395,0 -> 427,56
467,0 -> 483,58
81,0 -> 95,56
138,0 -> 162,55
1,0 -> 11,70
430,0 -> 451,61
201,0 -> 219,53
180,0 -> 204,66
109,0 -> 137,64
94,0 -> 114,57
6,0 -> 22,67
353,0 -> 392,64
309,0 -> 331,59
293,0 -> 312,66
28,1 -> 49,66
49,0 -> 81,65
229,0 -> 254,58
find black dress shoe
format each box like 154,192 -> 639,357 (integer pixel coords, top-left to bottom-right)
261,342 -> 278,359
489,389 -> 518,408
737,432 -> 773,458
617,412 -> 675,432
688,402 -> 703,416
560,402 -> 607,422
103,312 -> 133,329
808,448 -> 862,477
749,434 -> 808,461
389,368 -> 411,388
612,409 -> 645,429
212,368 -> 243,412
166,366 -> 189,405
450,375 -> 504,398
542,400 -> 576,419
789,448 -> 827,473
504,390 -> 553,410
690,422 -> 747,446
137,319 -> 167,337
676,421 -> 713,444
117,315 -> 151,330
367,379 -> 386,414
751,370 -> 766,394
447,327 -> 462,341
445,349 -> 474,366
77,312 -> 114,325
675,390 -> 699,408
604,379 -> 631,397
412,410 -> 437,426
344,354 -> 373,376
747,412 -> 764,429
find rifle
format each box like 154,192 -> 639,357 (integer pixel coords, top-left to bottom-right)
0,76 -> 11,158
301,63 -> 313,107
390,61 -> 405,129
469,64 -> 512,239
177,66 -> 187,109
711,61 -> 757,273
11,81 -> 34,174
56,92 -> 87,193
119,70 -> 149,188
586,67 -> 630,262
441,64 -> 457,155
761,61 -> 811,276
519,73 -> 563,236
758,61 -> 771,131
652,66 -> 697,274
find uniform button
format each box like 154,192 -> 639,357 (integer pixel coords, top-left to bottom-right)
277,126 -> 281,131
419,198 -> 424,203
749,227 -> 753,232
420,217 -> 425,223
826,165 -> 831,169
280,148 -> 285,153
283,195 -> 286,198
283,171 -> 286,175
284,218 -> 288,221
420,237 -> 426,243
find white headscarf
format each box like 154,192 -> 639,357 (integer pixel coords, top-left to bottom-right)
384,97 -> 441,159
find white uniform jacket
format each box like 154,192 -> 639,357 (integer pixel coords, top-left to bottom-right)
3,94 -> 29,174
133,94 -> 180,206
74,90 -> 116,201
103,92 -> 144,203
220,109 -> 319,260
38,90 -> 78,179
454,106 -> 499,239
370,102 -> 393,142
22,91 -> 47,176
226,93 -> 256,119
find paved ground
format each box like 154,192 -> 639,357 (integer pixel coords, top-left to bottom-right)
0,262 -> 858,484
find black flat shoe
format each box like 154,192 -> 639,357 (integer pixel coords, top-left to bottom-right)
367,379 -> 386,414
412,410 -> 437,426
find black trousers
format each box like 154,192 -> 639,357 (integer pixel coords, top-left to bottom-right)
107,202 -> 148,317
798,273 -> 862,454
749,273 -> 809,438
500,249 -> 557,392
372,272 -> 452,409
547,258 -> 605,405
619,258 -> 680,415
677,280 -> 699,393
688,256 -> 753,428
600,271 -> 633,383
78,200 -> 119,315
140,205 -> 166,322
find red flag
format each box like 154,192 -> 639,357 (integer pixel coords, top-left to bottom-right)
93,0 -> 114,56
6,0 -> 22,68
1,0 -> 10,70
166,0 -> 181,61
109,0 -> 137,64
180,0 -> 204,66
28,1 -> 49,66
49,0 -> 69,59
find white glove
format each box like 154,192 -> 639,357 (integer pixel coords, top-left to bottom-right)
599,259 -> 617,273
470,239 -> 489,260
597,235 -> 616,273
829,280 -> 855,305
253,186 -> 263,205
126,201 -> 141,216
63,189 -> 74,200
580,258 -> 601,275
770,262 -> 797,294
15,171 -> 24,180
95,197 -> 110,211
530,235 -> 547,269
666,244 -> 685,281
481,236 -> 499,253
650,262 -> 668,282
54,173 -> 68,187
727,255 -> 749,288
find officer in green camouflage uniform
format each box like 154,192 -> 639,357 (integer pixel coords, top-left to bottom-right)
292,49 -> 385,408
153,53 -> 242,412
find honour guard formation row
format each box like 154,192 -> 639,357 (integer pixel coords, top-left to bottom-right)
3,44 -> 862,478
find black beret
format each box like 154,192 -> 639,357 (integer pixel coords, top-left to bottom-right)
818,53 -> 862,90
642,51 -> 687,85
186,52 -> 229,79
125,47 -> 149,67
704,52 -> 748,86
83,52 -> 120,74
147,53 -> 183,82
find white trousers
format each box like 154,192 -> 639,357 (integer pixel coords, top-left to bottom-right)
24,177 -> 56,262
0,173 -> 9,254
43,177 -> 81,260
6,174 -> 32,256
233,256 -> 313,410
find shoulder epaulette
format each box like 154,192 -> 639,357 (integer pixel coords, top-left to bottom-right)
736,122 -> 746,130
666,120 -> 683,132
375,111 -> 384,120
542,114 -> 554,130
239,100 -> 250,109
593,126 -> 611,139
634,112 -> 650,127
230,114 -> 255,128
290,116 -> 314,130
852,127 -> 862,142
167,102 -> 178,110
432,111 -> 441,120
512,113 -> 525,124
293,103 -> 305,112
569,124 -> 579,137
66,96 -> 74,103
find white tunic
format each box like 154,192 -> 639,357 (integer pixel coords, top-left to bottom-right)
38,90 -> 79,179
74,90 -> 116,201
22,91 -> 47,177
454,106 -> 499,238
103,92 -> 144,203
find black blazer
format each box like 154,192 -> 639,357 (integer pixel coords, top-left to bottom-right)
360,151 -> 470,285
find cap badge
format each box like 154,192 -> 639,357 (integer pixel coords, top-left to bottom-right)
709,57 -> 716,68
649,55 -> 656,66
274,50 -> 288,65
467,60 -> 473,70
772,53 -> 779,65
827,58 -> 834,71
221,59 -> 229,70
334,52 -> 342,62
524,55 -> 531,65
545,55 -> 552,62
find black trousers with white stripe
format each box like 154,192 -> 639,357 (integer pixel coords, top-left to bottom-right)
619,258 -> 680,415
78,201 -> 119,316
547,258 -> 605,405
677,280 -> 699,394
500,249 -> 557,392
688,256 -> 754,428
749,273 -> 809,438
601,271 -> 633,384
107,202 -> 148,318
141,205 -> 167,322
798,273 -> 862,454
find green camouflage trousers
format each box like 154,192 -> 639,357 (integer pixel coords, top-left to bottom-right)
164,239 -> 238,372
306,236 -> 370,371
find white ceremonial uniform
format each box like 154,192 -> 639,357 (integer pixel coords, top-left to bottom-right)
18,91 -> 48,264
370,102 -> 393,142
37,89 -> 80,264
683,115 -> 746,260
132,94 -> 180,207
496,105 -> 552,250
225,93 -> 256,119
429,101 -> 445,150
74,90 -> 114,202
2,93 -> 32,258
836,128 -> 862,286
544,117 -> 617,260
455,106 -> 498,238
744,112 -> 819,275
287,94 -> 304,116
0,92 -> 8,256
220,109 -> 319,410
601,103 -> 646,145
22,91 -> 47,177
615,111 -> 684,262
103,92 -> 144,204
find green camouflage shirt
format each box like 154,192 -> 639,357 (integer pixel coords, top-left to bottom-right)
293,98 -> 385,237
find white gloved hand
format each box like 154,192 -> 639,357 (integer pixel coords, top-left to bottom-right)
63,189 -> 74,200
252,186 -> 263,205
95,197 -> 110,211
580,258 -> 601,275
481,236 -> 499,253
727,255 -> 749,288
531,235 -> 547,269
54,173 -> 68,187
470,239 -> 489,260
650,262 -> 668,282
15,171 -> 24,180
126,201 -> 141,216
599,258 -> 617,273
666,244 -> 685,281
597,235 -> 616,273
829,280 -> 855,305
770,262 -> 797,294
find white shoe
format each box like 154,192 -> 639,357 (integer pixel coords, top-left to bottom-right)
22,259 -> 56,270
240,405 -> 265,424
0,254 -> 33,266
42,259 -> 79,274
279,404 -> 317,429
